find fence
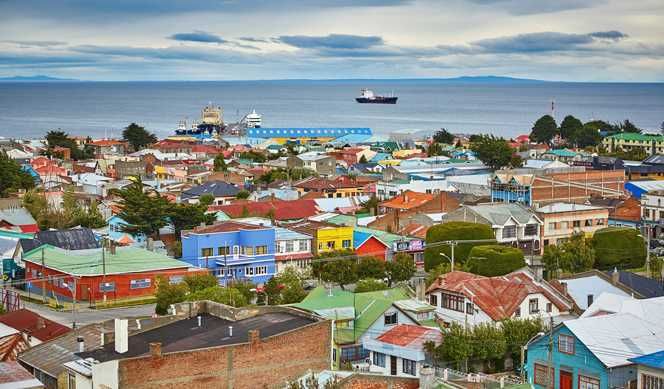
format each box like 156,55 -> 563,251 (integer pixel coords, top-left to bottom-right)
435,367 -> 524,389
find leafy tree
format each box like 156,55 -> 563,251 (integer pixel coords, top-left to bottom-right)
438,323 -> 472,369
313,253 -> 358,290
574,123 -> 602,148
0,152 -> 34,196
466,245 -> 525,276
471,323 -> 507,363
427,142 -> 446,157
385,253 -> 415,286
530,115 -> 557,144
617,119 -> 641,133
357,257 -> 386,280
228,280 -> 256,303
542,233 -> 595,278
213,154 -> 228,172
424,222 -> 495,271
236,190 -> 250,200
501,317 -> 544,361
188,286 -> 247,307
239,150 -> 267,163
592,227 -> 646,270
510,154 -> 523,168
360,195 -> 379,215
183,273 -> 218,293
355,278 -> 388,293
45,130 -> 92,160
265,267 -> 307,305
22,190 -> 48,222
470,135 -> 514,170
110,177 -> 170,237
559,115 -> 583,141
122,123 -> 157,151
433,128 -> 455,144
426,263 -> 450,287
155,276 -> 188,315
75,199 -> 107,228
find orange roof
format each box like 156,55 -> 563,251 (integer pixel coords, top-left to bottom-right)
399,222 -> 428,239
90,139 -> 126,146
376,324 -> 442,348
116,234 -> 134,245
380,191 -> 434,210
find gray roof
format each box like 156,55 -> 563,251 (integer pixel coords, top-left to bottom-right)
644,154 -> 664,165
0,208 -> 36,227
20,228 -> 100,252
181,181 -> 240,199
466,203 -> 539,225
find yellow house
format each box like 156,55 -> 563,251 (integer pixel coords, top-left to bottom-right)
287,220 -> 353,255
293,176 -> 370,198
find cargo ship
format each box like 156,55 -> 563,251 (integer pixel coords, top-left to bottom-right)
355,89 -> 398,104
174,103 -> 225,138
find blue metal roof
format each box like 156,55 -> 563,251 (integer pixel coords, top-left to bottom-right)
628,349 -> 664,369
247,128 -> 372,139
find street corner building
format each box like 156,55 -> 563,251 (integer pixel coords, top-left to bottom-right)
21,244 -> 202,303
62,301 -> 331,389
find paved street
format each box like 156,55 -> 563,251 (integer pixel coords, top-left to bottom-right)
22,300 -> 156,328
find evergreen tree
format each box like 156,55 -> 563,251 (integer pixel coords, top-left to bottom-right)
122,123 -> 157,151
530,115 -> 557,144
213,154 -> 228,172
433,128 -> 455,144
110,177 -> 170,237
469,135 -> 513,171
385,253 -> 415,286
559,115 -> 583,142
0,152 -> 34,196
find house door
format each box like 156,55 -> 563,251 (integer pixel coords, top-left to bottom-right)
560,370 -> 573,389
390,356 -> 397,375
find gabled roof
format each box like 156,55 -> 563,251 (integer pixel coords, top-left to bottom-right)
629,349 -> 664,369
20,228 -> 101,253
375,324 -> 442,348
427,270 -> 572,321
380,191 -> 434,210
0,309 -> 70,343
0,208 -> 37,227
607,270 -> 664,298
209,199 -> 320,221
0,361 -> 43,387
181,181 -> 239,199
462,203 -> 540,226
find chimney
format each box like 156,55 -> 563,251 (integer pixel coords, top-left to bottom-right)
114,318 -> 128,354
560,281 -> 568,295
419,365 -> 435,389
611,267 -> 620,285
197,316 -> 202,327
109,242 -> 116,255
149,342 -> 162,358
416,277 -> 426,302
77,336 -> 85,353
135,319 -> 142,330
249,329 -> 260,348
146,238 -> 154,251
228,326 -> 233,337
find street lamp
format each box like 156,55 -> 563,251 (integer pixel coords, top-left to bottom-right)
521,331 -> 546,381
439,252 -> 454,272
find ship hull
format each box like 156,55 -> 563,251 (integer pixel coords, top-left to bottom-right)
355,97 -> 398,104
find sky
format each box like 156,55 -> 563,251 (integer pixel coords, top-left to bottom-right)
1,0 -> 663,82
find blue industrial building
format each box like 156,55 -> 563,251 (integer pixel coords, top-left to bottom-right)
247,127 -> 371,140
180,221 -> 276,286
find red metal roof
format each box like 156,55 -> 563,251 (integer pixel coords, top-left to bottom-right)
427,270 -> 571,321
380,191 -> 434,210
209,199 -> 320,221
376,324 -> 441,347
190,221 -> 267,234
0,361 -> 37,383
0,309 -> 70,342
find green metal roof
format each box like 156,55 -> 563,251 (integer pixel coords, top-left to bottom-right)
325,214 -> 357,227
23,245 -> 191,276
546,148 -> 577,157
293,285 -> 411,343
0,229 -> 34,239
354,226 -> 414,246
606,132 -> 664,141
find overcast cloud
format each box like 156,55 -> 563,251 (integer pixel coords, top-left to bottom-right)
0,0 -> 662,81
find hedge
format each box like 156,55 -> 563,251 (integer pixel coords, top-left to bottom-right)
466,245 -> 525,276
424,221 -> 495,271
592,227 -> 646,270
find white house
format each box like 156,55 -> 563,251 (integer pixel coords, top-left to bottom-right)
426,269 -> 574,327
364,324 -> 442,378
375,179 -> 455,201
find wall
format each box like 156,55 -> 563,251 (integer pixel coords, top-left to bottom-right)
539,209 -> 609,245
527,326 -> 608,389
114,320 -> 331,389
356,236 -> 388,261
338,374 -> 419,389
316,226 -> 354,254
428,290 -> 494,327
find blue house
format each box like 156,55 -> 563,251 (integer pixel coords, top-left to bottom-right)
526,313 -> 664,389
180,221 -> 276,286
107,215 -> 146,245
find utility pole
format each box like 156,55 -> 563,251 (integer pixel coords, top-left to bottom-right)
41,248 -> 46,304
72,277 -> 77,329
547,316 -> 554,389
646,224 -> 651,276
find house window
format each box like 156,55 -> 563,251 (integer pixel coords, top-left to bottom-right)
255,245 -> 268,255
534,363 -> 553,386
384,312 -> 398,325
442,293 -> 465,312
546,303 -> 552,313
255,266 -> 268,275
372,352 -> 386,367
515,307 -> 521,317
201,248 -> 213,257
584,219 -> 592,227
327,241 -> 335,249
299,240 -> 309,251
503,225 -> 517,239
529,298 -> 539,314
169,275 -> 184,285
342,239 -> 351,249
243,246 -> 254,256
429,294 -> 438,307
558,334 -> 575,355
524,224 -> 538,236
642,373 -> 664,389
596,218 -> 604,225
285,241 -> 294,252
130,278 -> 151,289
548,223 -> 556,230
68,373 -> 76,389
466,302 -> 474,315
579,375 -> 600,389
587,294 -> 594,307
573,220 -> 581,228
402,359 -> 417,376
340,345 -> 369,363
99,282 -> 115,292
218,246 -> 230,256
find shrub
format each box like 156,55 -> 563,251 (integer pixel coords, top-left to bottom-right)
592,227 -> 646,269
155,277 -> 188,315
466,245 -> 525,276
424,222 -> 495,271
184,273 -> 218,293
355,278 -> 388,293
187,286 -> 248,307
